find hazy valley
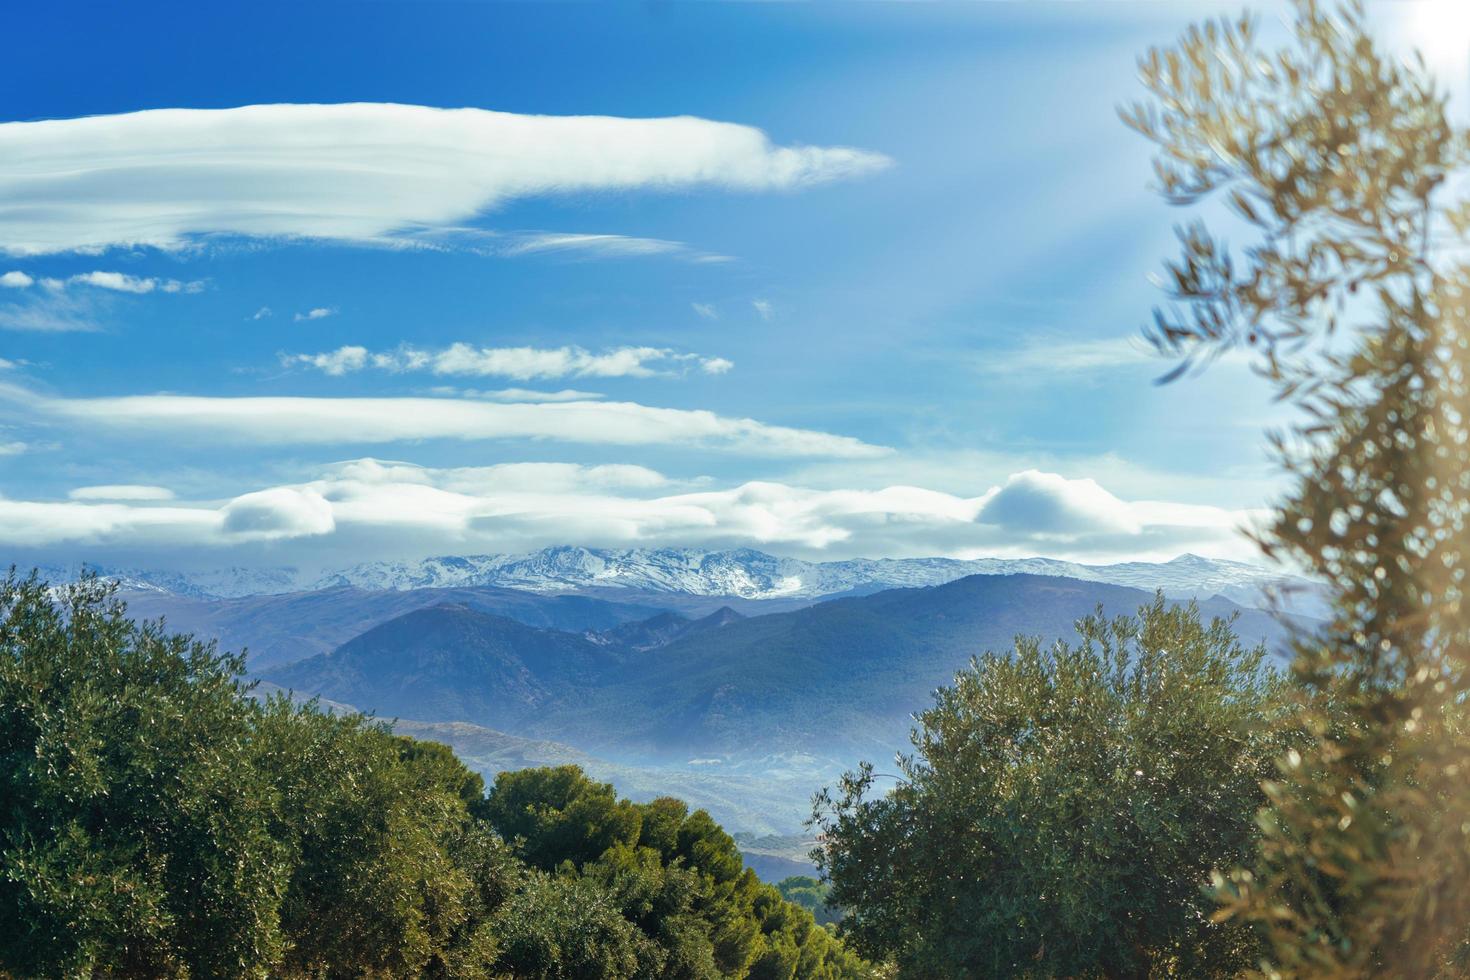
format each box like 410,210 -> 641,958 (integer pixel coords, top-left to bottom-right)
71,548 -> 1312,850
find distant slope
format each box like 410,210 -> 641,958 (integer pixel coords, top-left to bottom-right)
120,585 -> 664,669
267,574 -> 1298,763
733,835 -> 821,882
554,574 -> 1294,759
594,606 -> 745,651
268,604 -> 626,726
392,719 -> 598,771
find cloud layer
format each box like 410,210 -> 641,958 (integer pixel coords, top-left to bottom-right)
0,268 -> 205,331
0,103 -> 892,254
282,343 -> 734,379
68,484 -> 177,501
0,460 -> 1261,565
2,269 -> 204,294
10,385 -> 886,458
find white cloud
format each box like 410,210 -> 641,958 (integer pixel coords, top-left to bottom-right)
14,386 -> 888,458
283,343 -> 733,380
0,268 -> 205,332
752,299 -> 774,321
429,387 -> 607,402
221,487 -> 335,540
0,103 -> 892,255
976,470 -> 1140,536
429,344 -> 660,379
70,270 -> 204,294
0,461 -> 1262,564
288,345 -> 368,376
691,303 -> 717,320
334,458 -> 670,493
0,500 -> 221,548
250,306 -> 273,320
785,446 -> 1284,515
499,233 -> 685,258
493,232 -> 734,264
294,307 -> 336,322
365,227 -> 733,264
0,269 -> 205,295
700,357 -> 735,375
68,484 -> 177,501
158,279 -> 203,294
0,441 -> 25,456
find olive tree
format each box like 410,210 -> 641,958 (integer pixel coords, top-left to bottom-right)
813,598 -> 1294,978
1125,2 -> 1470,973
0,573 -> 289,978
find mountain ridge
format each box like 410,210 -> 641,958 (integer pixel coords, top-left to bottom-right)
269,603 -> 629,726
113,584 -> 667,670
264,572 -> 1301,764
30,546 -> 1324,615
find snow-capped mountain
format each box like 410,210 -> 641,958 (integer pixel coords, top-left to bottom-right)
315,547 -> 1321,614
22,563 -> 307,600
318,549 -> 1323,617
22,547 -> 1324,615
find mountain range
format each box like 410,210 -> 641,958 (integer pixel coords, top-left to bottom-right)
265,573 -> 1298,764
33,545 -> 1325,613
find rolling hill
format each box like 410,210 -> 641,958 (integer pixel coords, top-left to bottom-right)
118,584 -> 665,669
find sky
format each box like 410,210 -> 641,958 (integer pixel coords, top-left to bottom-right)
0,1 -> 1464,574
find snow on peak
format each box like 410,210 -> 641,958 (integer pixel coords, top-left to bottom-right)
23,548 -> 1324,616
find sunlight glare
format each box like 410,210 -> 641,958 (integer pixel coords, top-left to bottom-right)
1401,0 -> 1470,99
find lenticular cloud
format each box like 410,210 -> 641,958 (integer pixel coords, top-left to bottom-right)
0,103 -> 892,255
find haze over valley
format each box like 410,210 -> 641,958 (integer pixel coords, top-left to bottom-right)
56,546 -> 1315,842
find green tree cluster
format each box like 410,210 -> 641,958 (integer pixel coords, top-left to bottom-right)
0,572 -> 870,980
813,598 -> 1297,978
477,767 -> 866,980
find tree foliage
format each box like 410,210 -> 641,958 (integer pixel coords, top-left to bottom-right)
0,572 -> 870,979
481,767 -> 869,980
0,573 -> 288,978
1124,1 -> 1470,974
775,878 -> 840,928
813,597 -> 1294,977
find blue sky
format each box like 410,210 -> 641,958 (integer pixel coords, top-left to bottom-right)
0,1 -> 1458,572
